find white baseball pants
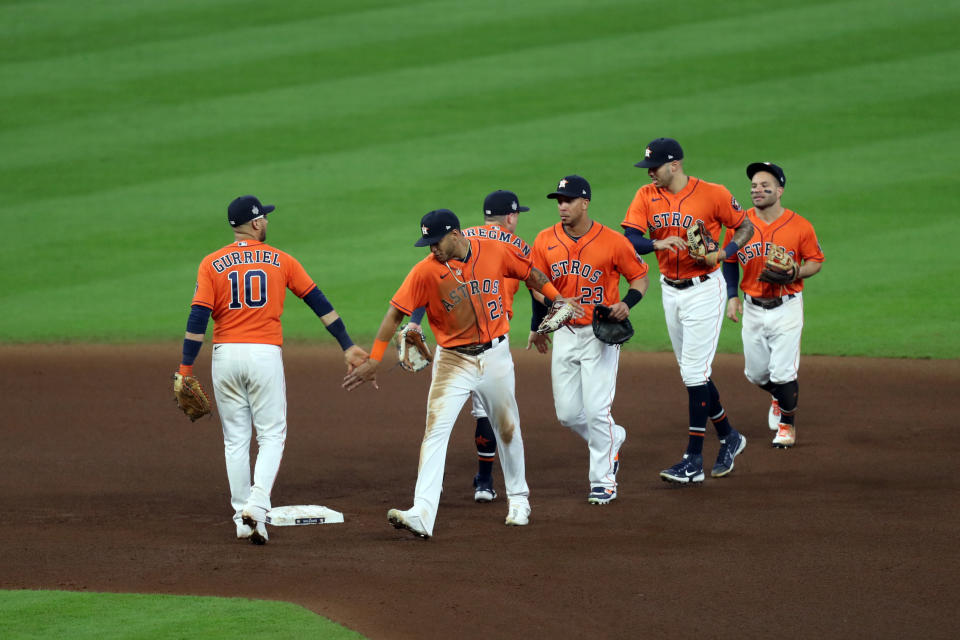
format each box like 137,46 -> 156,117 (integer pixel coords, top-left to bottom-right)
551,324 -> 625,491
211,343 -> 287,526
407,336 -> 529,537
661,269 -> 726,386
742,293 -> 804,385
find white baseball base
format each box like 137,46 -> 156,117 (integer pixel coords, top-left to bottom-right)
265,505 -> 344,526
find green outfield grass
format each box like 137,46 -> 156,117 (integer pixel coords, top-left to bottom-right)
2,0 -> 957,357
1,0 -> 956,634
0,590 -> 364,640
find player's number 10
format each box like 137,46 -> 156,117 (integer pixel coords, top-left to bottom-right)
227,269 -> 268,310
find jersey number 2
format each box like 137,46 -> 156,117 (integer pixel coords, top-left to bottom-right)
227,270 -> 268,309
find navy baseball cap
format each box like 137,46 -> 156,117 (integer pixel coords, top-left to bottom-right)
747,161 -> 786,187
228,195 -> 275,226
635,138 -> 684,168
415,209 -> 461,246
546,175 -> 591,200
483,190 -> 529,216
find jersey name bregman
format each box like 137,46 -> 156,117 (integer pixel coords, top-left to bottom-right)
463,228 -> 531,257
211,250 -> 281,273
550,260 -> 602,283
441,279 -> 501,311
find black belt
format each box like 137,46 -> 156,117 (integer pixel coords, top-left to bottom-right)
451,335 -> 505,355
749,294 -> 796,310
663,274 -> 709,290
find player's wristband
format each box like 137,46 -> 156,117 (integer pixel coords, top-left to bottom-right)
324,318 -> 354,351
723,241 -> 740,260
622,289 -> 643,308
370,339 -> 389,362
178,364 -> 194,376
540,282 -> 560,305
181,337 -> 202,366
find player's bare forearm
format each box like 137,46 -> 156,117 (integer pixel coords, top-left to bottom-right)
798,260 -> 822,280
524,268 -> 551,293
629,274 -> 649,297
730,218 -> 755,248
184,332 -> 205,342
376,306 -> 406,342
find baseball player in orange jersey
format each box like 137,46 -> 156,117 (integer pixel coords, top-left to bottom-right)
406,190 -> 534,503
530,175 -> 649,504
724,162 -> 824,448
343,209 -> 576,539
621,138 -> 754,484
179,195 -> 367,544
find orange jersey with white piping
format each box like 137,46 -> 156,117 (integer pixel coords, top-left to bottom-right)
191,240 -> 315,345
462,223 -> 530,319
390,236 -> 532,348
531,221 -> 648,326
729,208 -> 824,298
622,177 -> 745,280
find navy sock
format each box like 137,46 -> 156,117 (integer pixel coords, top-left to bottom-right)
686,384 -> 709,456
759,381 -> 778,394
772,380 -> 799,426
707,379 -> 733,439
475,417 -> 496,478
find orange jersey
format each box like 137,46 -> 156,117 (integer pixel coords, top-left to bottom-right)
730,208 -> 824,298
531,221 -> 648,326
622,177 -> 745,280
191,240 -> 316,346
462,223 -> 530,318
390,236 -> 532,348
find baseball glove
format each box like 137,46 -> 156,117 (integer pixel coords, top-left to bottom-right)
396,323 -> 432,372
686,221 -> 719,262
173,372 -> 211,421
592,305 -> 634,345
759,246 -> 799,284
537,299 -> 577,334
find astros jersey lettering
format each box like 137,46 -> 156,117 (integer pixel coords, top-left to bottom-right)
621,178 -> 745,280
192,240 -> 316,345
531,221 -> 648,325
731,208 -> 825,298
462,223 -> 530,318
391,236 -> 532,348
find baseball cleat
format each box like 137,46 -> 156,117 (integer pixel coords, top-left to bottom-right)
505,503 -> 530,526
612,425 -> 626,477
660,454 -> 705,484
772,424 -> 796,448
387,508 -> 430,539
236,522 -> 254,540
768,398 -> 781,431
587,486 -> 617,505
473,474 -> 497,503
711,430 -> 747,478
241,511 -> 269,545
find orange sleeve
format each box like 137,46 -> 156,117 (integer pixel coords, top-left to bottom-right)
191,261 -> 215,310
621,188 -> 649,232
715,185 -> 746,229
500,241 -> 533,282
283,253 -> 318,298
799,221 -> 825,263
390,263 -> 428,316
614,234 -> 649,282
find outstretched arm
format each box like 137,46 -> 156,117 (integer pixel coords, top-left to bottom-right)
705,217 -> 754,268
342,306 -> 406,391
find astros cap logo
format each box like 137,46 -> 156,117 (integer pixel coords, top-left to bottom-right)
421,225 -> 429,235
558,179 -> 568,189
252,205 -> 259,215
644,147 -> 652,158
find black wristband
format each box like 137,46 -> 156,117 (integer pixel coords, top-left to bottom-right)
622,289 -> 643,308
324,318 -> 354,350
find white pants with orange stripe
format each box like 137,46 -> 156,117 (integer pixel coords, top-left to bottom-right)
742,293 -> 804,385
660,269 -> 726,386
551,324 -> 625,492
211,343 -> 286,527
407,336 -> 529,537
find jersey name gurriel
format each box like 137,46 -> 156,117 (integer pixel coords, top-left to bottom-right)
210,249 -> 282,273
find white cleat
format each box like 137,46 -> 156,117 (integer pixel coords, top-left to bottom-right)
505,503 -> 530,526
768,398 -> 781,431
388,508 -> 430,539
772,423 -> 796,448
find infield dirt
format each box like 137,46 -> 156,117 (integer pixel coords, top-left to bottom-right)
3,345 -> 957,639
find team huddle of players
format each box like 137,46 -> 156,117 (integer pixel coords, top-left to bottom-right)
180,136 -> 824,543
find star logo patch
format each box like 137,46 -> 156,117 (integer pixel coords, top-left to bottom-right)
421,225 -> 429,235
252,205 -> 259,215
558,179 -> 568,189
